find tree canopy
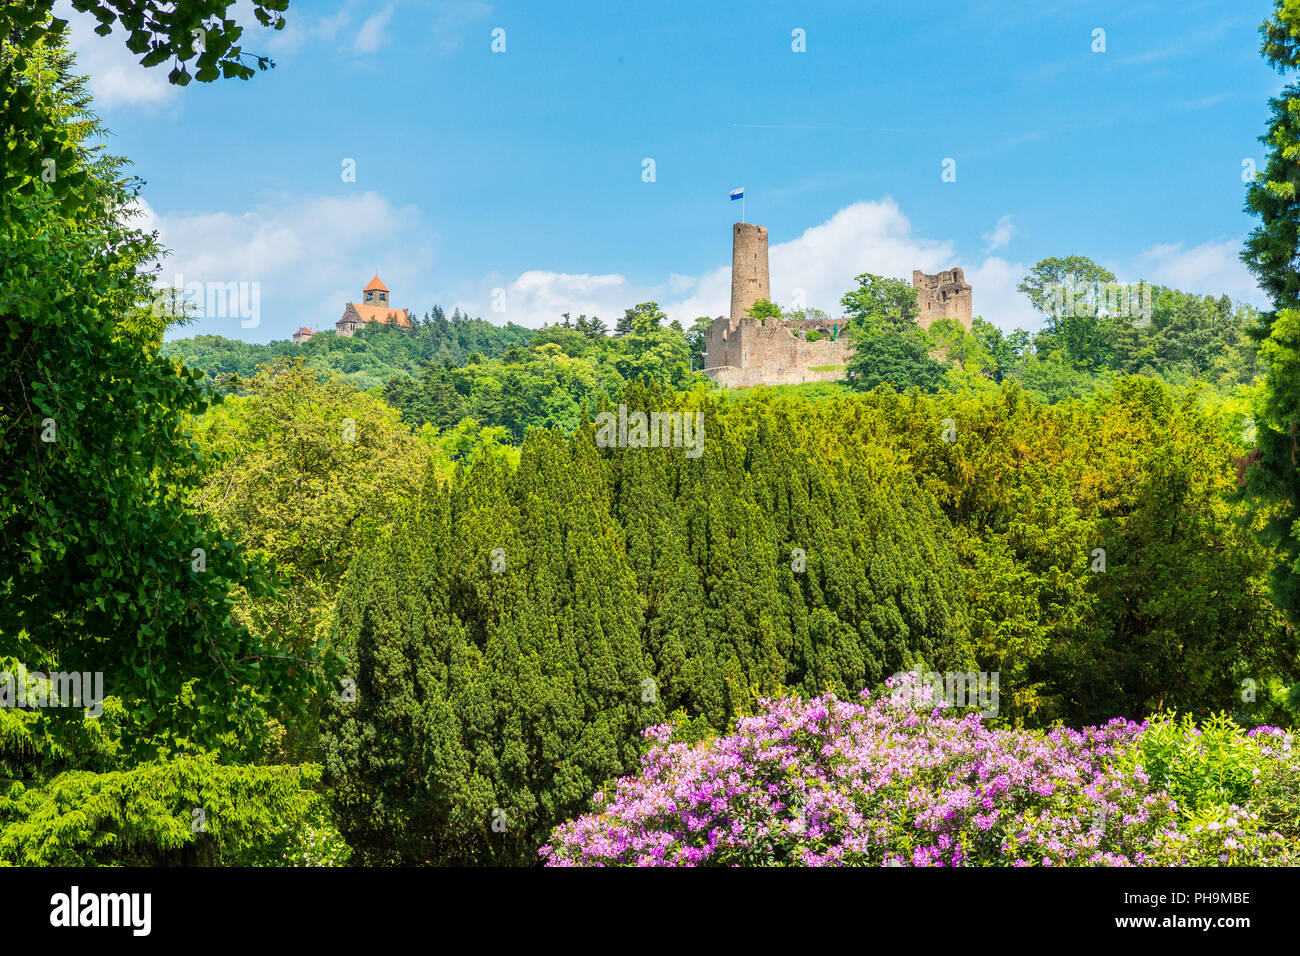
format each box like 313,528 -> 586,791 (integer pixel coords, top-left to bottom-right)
1241,0 -> 1300,626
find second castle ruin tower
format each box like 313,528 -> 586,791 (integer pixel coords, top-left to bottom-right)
913,268 -> 973,331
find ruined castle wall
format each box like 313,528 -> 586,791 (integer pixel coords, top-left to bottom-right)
730,223 -> 770,320
704,316 -> 740,371
705,317 -> 851,388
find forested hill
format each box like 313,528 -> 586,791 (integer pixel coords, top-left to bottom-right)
161,307 -> 536,390
163,272 -> 1264,411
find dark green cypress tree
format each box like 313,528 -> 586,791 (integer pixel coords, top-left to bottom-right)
326,386 -> 976,863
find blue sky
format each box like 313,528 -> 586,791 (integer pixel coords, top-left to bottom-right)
62,0 -> 1283,342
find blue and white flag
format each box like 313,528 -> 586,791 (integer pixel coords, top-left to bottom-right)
730,187 -> 744,200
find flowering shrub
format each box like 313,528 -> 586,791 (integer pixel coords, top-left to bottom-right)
541,675 -> 1297,866
1250,726 -> 1300,866
1127,712 -> 1262,812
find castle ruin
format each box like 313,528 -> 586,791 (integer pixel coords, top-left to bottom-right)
913,268 -> 973,331
703,223 -> 973,388
704,311 -> 851,389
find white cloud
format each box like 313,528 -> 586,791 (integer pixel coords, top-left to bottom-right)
982,214 -> 1016,251
143,192 -> 436,340
965,257 -> 1037,331
501,271 -> 632,324
355,3 -> 397,54
1135,238 -> 1266,307
443,271 -> 654,328
258,0 -> 353,55
259,0 -> 491,58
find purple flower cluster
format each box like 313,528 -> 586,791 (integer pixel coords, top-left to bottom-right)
541,675 -> 1294,867
1245,724 -> 1293,759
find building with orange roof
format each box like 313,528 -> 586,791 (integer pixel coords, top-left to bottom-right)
291,326 -> 315,344
335,276 -> 412,337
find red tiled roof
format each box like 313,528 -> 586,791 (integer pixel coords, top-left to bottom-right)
295,326 -> 313,335
340,302 -> 413,328
363,275 -> 389,293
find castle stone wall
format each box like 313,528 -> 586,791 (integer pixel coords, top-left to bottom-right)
704,315 -> 851,388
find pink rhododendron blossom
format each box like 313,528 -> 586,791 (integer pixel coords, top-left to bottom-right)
541,674 -> 1295,867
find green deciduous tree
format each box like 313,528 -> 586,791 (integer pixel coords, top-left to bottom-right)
1019,256 -> 1119,371
0,17 -> 337,870
840,273 -> 919,332
745,299 -> 782,321
189,360 -> 430,759
0,33 -> 313,758
845,327 -> 945,393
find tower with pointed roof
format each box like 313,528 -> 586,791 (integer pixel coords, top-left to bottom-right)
335,275 -> 411,337
362,275 -> 390,308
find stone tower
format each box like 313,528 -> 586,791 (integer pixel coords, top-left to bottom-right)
730,222 -> 770,320
913,268 -> 973,331
362,275 -> 390,308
